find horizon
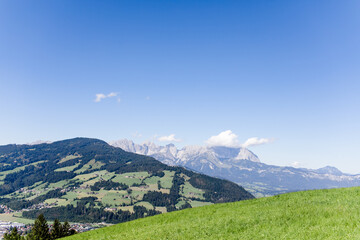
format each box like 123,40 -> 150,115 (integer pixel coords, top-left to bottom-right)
1,1 -> 360,173
0,136 -> 354,175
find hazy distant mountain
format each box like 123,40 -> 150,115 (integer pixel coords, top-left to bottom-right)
110,139 -> 360,197
110,139 -> 260,166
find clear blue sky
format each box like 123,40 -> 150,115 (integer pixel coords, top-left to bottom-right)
1,1 -> 359,173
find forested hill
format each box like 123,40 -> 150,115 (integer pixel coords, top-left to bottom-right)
0,138 -> 253,223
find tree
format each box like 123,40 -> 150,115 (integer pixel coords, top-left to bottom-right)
27,217 -> 76,240
180,201 -> 192,210
50,219 -> 61,239
61,221 -> 70,237
68,229 -> 77,236
3,227 -> 24,240
31,214 -> 50,240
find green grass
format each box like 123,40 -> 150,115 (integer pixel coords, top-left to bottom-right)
181,182 -> 205,200
0,161 -> 46,180
58,154 -> 81,164
44,198 -> 69,206
73,170 -> 109,182
112,171 -> 150,186
74,159 -> 104,174
175,200 -> 186,209
128,189 -> 147,201
28,181 -> 44,189
66,187 -> 360,240
188,200 -> 212,208
102,191 -> 130,207
159,170 -> 174,189
0,213 -> 34,224
62,191 -> 78,202
144,171 -> 177,190
143,176 -> 161,185
48,180 -> 70,189
55,163 -> 80,172
134,201 -> 154,210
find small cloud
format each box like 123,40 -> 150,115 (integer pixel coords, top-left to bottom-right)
107,92 -> 117,97
146,96 -> 150,100
158,134 -> 181,142
291,161 -> 301,168
94,92 -> 118,102
95,94 -> 106,103
206,130 -> 240,148
241,137 -> 273,148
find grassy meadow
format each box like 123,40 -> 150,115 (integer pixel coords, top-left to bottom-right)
66,187 -> 360,240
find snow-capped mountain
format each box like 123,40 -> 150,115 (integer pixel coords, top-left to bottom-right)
110,139 -> 360,197
110,139 -> 260,167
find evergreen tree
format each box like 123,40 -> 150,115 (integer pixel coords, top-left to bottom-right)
61,221 -> 70,237
3,227 -> 24,240
68,229 -> 77,236
50,219 -> 61,239
31,214 -> 50,240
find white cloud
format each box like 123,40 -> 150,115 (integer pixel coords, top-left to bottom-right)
206,130 -> 273,148
291,161 -> 301,168
206,130 -> 240,148
94,92 -> 118,102
95,94 -> 106,102
107,92 -> 117,97
241,137 -> 273,148
158,134 -> 182,142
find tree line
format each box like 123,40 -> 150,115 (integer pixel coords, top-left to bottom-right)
23,200 -> 161,224
4,214 -> 76,240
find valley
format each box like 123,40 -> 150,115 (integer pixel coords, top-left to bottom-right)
0,138 -> 358,239
0,138 -> 253,226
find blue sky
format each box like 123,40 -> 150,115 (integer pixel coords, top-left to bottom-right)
1,1 -> 359,173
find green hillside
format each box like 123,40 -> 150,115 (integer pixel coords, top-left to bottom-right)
66,187 -> 360,239
0,138 -> 253,224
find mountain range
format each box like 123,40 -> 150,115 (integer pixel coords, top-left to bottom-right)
0,138 -> 253,223
110,139 -> 360,197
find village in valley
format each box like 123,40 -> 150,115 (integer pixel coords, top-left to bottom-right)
0,204 -> 108,239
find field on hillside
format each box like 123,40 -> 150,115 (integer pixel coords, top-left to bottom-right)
0,139 -> 253,224
1,165 -> 213,212
66,187 -> 360,240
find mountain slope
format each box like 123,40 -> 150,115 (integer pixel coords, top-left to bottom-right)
0,138 -> 253,223
66,187 -> 360,240
110,139 -> 360,197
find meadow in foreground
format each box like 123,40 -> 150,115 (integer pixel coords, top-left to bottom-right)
66,187 -> 360,239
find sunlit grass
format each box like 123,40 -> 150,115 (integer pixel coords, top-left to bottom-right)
66,187 -> 360,240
